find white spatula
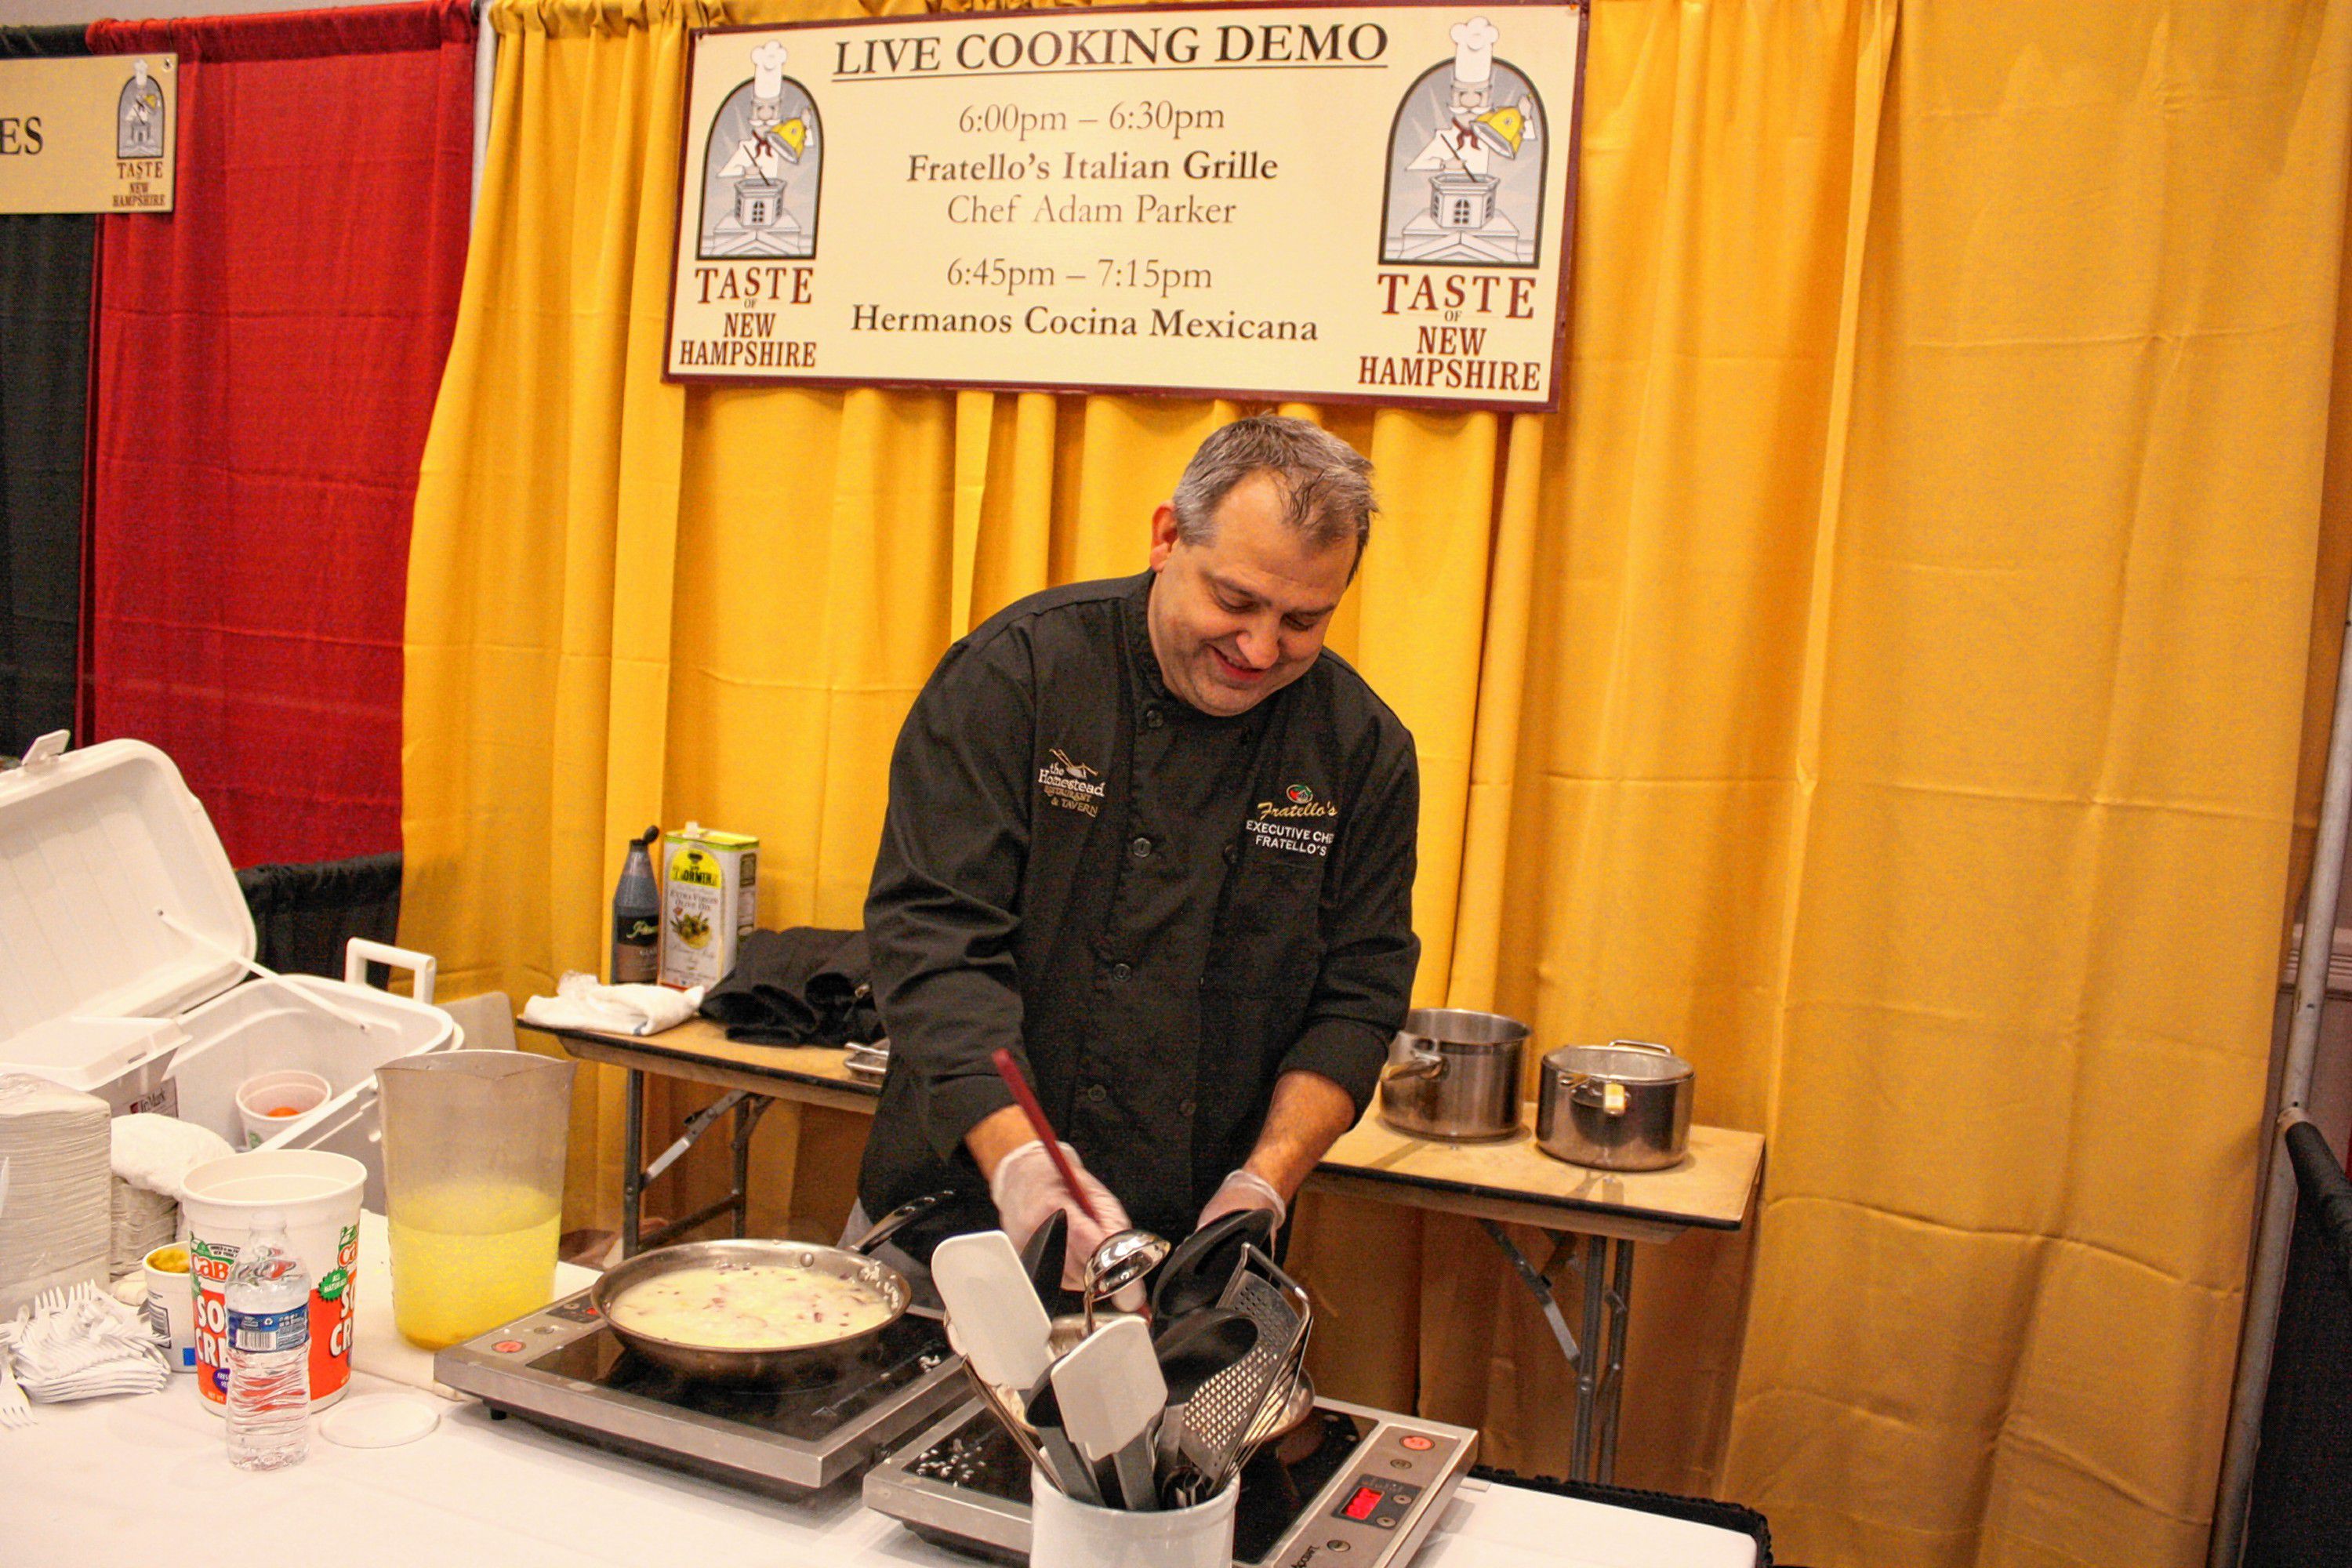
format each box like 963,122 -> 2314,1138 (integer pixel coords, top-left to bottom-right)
931,1229 -> 1079,1491
932,1229 -> 1054,1392
1051,1316 -> 1167,1511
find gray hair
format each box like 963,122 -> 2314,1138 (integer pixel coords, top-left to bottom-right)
1168,416 -> 1376,559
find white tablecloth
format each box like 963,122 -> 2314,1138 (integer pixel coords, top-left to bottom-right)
9,1214 -> 1755,1567
7,1373 -> 1756,1568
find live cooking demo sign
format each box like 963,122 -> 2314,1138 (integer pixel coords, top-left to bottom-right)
666,2 -> 1587,411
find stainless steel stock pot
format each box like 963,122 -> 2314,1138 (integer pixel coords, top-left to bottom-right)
1534,1040 -> 1693,1171
1377,1008 -> 1530,1143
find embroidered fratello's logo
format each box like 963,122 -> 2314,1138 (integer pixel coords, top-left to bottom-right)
1038,747 -> 1106,817
1247,784 -> 1339,855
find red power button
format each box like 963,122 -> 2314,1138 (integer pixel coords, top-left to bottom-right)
1399,1435 -> 1434,1451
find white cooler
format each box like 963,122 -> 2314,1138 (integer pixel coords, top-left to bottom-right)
0,732 -> 454,1212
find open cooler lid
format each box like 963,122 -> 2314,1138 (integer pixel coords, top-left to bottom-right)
0,733 -> 252,1060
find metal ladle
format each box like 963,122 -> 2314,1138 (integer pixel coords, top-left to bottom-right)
1082,1228 -> 1170,1334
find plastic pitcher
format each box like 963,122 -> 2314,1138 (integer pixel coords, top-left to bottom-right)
376,1049 -> 574,1350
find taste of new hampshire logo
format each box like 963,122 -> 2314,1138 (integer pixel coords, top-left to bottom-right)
118,59 -> 166,159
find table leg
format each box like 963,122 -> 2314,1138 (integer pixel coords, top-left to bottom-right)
1480,1219 -> 1613,1483
1595,1239 -> 1636,1485
1573,1234 -> 1606,1481
729,1094 -> 773,1238
621,1066 -> 645,1260
1477,1219 -> 1581,1367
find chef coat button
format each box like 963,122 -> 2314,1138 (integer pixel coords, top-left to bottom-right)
1221,843 -> 1238,866
1131,836 -> 1153,858
1111,962 -> 1131,981
1084,1084 -> 1109,1105
1145,706 -> 1163,729
1179,1099 -> 1196,1118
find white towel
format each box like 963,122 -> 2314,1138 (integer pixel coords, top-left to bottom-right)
109,1112 -> 235,1196
521,973 -> 705,1037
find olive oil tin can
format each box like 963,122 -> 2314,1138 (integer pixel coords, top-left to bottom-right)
660,822 -> 758,989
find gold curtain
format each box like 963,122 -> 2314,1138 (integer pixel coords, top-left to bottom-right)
401,1 -> 2352,1562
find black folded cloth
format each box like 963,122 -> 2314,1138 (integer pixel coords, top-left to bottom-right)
700,927 -> 883,1046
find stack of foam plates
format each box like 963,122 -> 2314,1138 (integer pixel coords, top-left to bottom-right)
0,1075 -> 111,1318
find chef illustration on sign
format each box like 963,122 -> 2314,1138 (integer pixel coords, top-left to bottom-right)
698,40 -> 822,259
118,60 -> 165,159
1382,16 -> 1546,265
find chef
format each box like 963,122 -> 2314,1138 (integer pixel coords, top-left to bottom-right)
717,42 -> 811,187
1409,18 -> 1505,177
855,416 -> 1420,1284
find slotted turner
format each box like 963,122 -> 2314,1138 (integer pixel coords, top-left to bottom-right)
1167,1245 -> 1304,1503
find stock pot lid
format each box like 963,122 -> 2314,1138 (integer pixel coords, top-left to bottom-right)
1542,1043 -> 1693,1083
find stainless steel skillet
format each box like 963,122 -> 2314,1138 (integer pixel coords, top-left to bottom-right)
588,1191 -> 945,1387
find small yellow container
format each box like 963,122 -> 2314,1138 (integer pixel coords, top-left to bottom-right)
143,1242 -> 198,1373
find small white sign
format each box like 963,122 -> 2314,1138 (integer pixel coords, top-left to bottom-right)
0,54 -> 177,215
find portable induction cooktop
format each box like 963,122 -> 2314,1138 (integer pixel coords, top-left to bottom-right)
862,1394 -> 1479,1568
434,1287 -> 970,1494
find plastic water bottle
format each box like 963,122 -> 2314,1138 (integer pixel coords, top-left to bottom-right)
225,1209 -> 311,1470
611,825 -> 662,985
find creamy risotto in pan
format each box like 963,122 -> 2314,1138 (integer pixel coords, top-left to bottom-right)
609,1262 -> 895,1348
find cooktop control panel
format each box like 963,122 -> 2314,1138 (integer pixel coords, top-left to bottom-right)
1334,1473 -> 1422,1525
1272,1421 -> 1451,1567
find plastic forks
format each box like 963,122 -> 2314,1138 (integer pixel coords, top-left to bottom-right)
0,1351 -> 32,1429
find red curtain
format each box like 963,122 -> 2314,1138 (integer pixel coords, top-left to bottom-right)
85,0 -> 474,866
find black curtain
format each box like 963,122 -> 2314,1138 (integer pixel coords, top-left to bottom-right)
238,852 -> 405,979
0,25 -> 95,758
2244,1120 -> 2352,1568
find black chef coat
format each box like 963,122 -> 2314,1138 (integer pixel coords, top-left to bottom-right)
857,571 -> 1421,1247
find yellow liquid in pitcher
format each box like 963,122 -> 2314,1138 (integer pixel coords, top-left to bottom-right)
388,1183 -> 561,1350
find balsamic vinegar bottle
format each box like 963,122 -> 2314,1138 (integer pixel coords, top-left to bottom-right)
610,826 -> 662,984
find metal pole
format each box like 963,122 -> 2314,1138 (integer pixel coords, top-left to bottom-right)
2208,595 -> 2352,1568
470,0 -> 498,228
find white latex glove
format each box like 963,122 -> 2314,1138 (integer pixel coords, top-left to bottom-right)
989,1138 -> 1143,1303
1196,1167 -> 1287,1232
